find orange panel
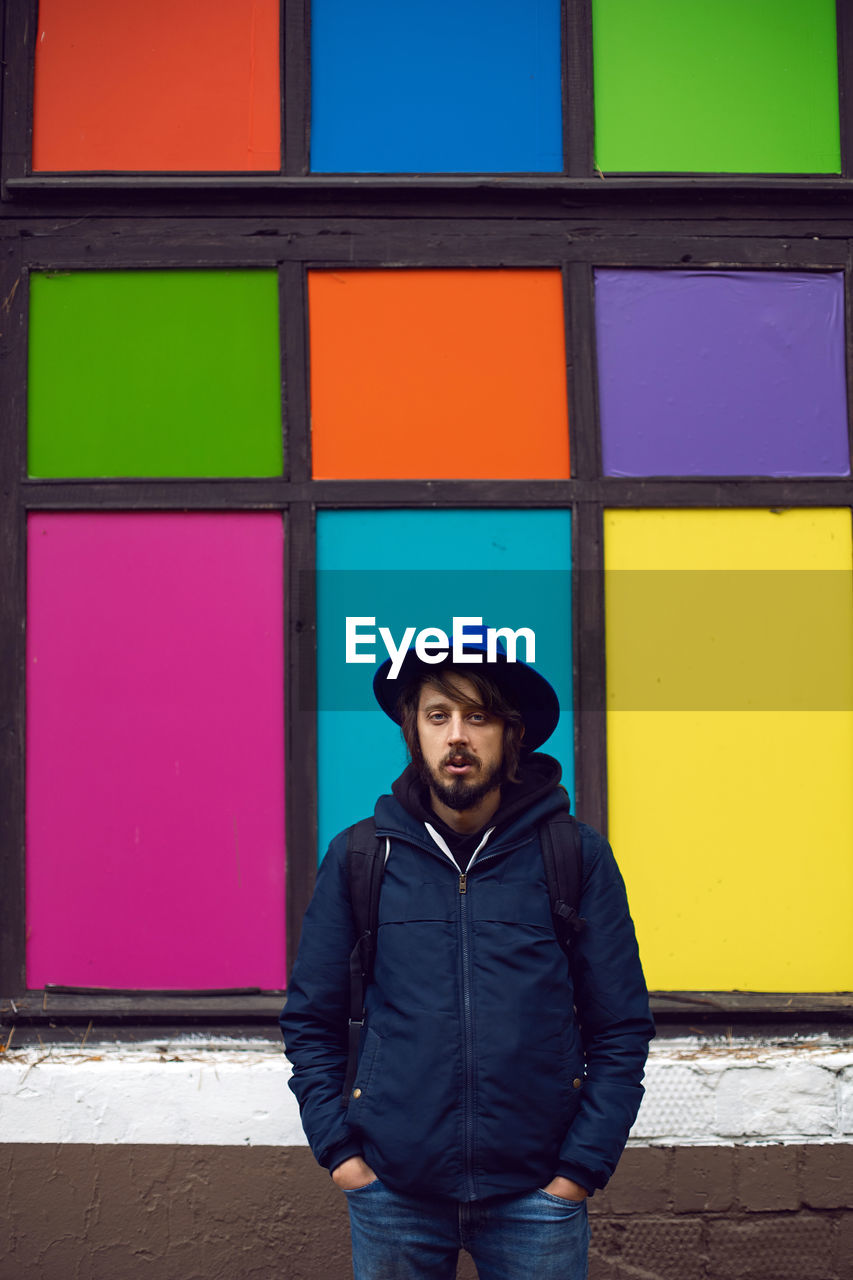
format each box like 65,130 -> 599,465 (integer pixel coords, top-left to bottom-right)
309,270 -> 570,479
33,0 -> 280,172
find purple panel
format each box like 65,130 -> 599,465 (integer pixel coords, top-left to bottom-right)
595,270 -> 850,477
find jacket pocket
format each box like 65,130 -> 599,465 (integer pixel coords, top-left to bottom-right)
345,1026 -> 382,1119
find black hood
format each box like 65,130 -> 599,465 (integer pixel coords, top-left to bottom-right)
391,750 -> 568,850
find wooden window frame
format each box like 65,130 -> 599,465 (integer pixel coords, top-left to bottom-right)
0,0 -> 851,1031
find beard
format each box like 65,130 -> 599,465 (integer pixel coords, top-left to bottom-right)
418,749 -> 505,812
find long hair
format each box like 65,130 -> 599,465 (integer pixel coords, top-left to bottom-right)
396,665 -> 526,783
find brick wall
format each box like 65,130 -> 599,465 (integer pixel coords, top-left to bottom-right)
586,1145 -> 853,1280
3,1143 -> 851,1279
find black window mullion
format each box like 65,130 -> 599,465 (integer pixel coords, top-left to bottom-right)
0,0 -> 36,196
565,252 -> 607,830
284,499 -> 318,972
283,0 -> 310,176
564,0 -> 595,177
564,261 -> 601,481
280,261 -> 311,484
280,256 -> 317,970
0,243 -> 27,994
572,499 -> 607,835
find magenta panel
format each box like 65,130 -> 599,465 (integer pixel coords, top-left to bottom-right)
26,513 -> 286,990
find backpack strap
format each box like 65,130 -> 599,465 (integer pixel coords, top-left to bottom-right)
540,811 -> 586,959
342,817 -> 385,1101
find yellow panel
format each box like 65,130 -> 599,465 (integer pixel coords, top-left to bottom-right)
605,509 -> 853,991
607,507 -> 853,571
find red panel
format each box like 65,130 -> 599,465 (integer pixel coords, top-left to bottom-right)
33,0 -> 281,172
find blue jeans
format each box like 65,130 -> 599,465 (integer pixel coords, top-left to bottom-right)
345,1179 -> 589,1280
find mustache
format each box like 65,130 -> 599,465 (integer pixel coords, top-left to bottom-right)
442,750 -> 478,768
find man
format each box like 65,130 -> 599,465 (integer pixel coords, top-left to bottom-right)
282,631 -> 653,1279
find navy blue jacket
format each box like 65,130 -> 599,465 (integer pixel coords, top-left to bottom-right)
281,775 -> 654,1200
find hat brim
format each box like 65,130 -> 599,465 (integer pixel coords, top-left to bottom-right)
372,644 -> 560,752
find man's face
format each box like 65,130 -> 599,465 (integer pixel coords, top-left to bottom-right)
416,677 -> 506,812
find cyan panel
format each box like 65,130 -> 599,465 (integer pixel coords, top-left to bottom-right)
317,510 -> 573,854
310,0 -> 563,173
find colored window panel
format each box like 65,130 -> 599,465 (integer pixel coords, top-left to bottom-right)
28,271 -> 282,479
605,508 -> 853,991
592,0 -> 841,173
309,270 -> 570,479
26,513 -> 286,990
311,0 -> 562,173
317,510 -> 573,854
595,270 -> 850,478
32,0 -> 280,172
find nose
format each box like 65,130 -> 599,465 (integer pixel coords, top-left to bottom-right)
447,713 -> 469,743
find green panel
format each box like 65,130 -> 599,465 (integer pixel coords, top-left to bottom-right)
592,0 -> 841,174
28,271 -> 282,478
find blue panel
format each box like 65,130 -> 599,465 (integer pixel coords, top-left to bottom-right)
317,510 -> 573,855
310,0 -> 563,173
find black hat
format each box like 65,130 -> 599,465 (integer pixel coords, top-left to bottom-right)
372,623 -> 560,752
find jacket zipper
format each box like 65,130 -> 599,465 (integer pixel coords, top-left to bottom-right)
459,878 -> 476,1199
455,833 -> 500,1202
380,824 -> 528,1201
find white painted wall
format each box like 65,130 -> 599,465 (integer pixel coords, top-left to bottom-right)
1,1035 -> 851,1147
631,1038 -> 853,1144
